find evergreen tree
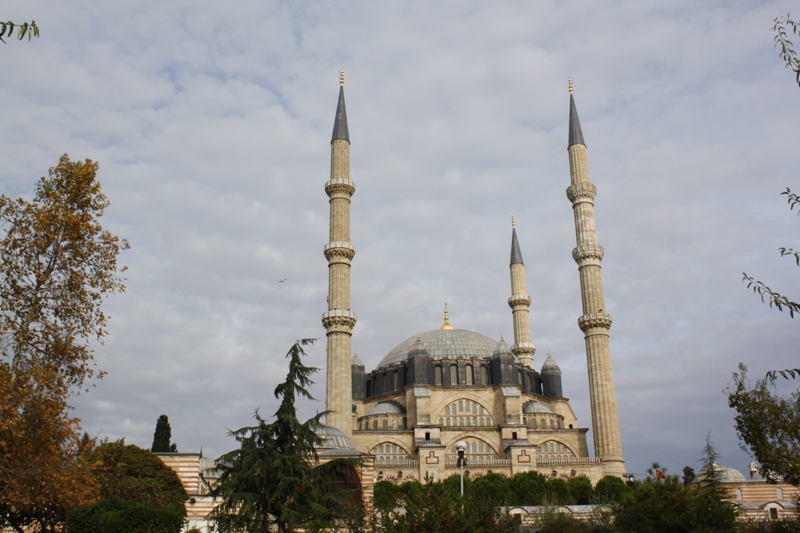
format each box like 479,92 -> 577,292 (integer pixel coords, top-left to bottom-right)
151,415 -> 174,453
210,339 -> 359,533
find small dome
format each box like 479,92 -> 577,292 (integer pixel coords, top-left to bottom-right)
698,463 -> 747,483
523,401 -> 555,415
541,353 -> 561,374
492,337 -> 513,358
316,425 -> 358,452
352,352 -> 364,367
366,401 -> 406,416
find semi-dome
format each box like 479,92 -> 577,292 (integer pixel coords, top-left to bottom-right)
376,329 -> 506,369
366,401 -> 406,416
523,401 -> 555,415
316,424 -> 358,455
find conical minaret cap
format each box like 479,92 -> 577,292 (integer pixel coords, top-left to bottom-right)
331,80 -> 350,142
510,225 -> 524,266
541,352 -> 561,374
351,351 -> 364,368
568,79 -> 585,148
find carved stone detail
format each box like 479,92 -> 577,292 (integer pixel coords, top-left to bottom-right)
324,241 -> 356,261
325,178 -> 355,198
322,309 -> 357,330
578,312 -> 613,332
572,244 -> 604,264
507,294 -> 532,308
566,184 -> 597,203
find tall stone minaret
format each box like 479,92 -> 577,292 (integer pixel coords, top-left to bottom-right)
566,79 -> 625,473
508,216 -> 536,369
322,71 -> 356,436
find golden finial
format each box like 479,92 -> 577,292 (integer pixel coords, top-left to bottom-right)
511,214 -> 516,228
339,69 -> 344,86
568,77 -> 573,94
441,303 -> 454,330
500,334 -> 505,342
416,334 -> 421,340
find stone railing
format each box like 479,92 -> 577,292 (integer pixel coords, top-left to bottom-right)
374,458 -> 419,468
536,456 -> 603,466
445,457 -> 511,468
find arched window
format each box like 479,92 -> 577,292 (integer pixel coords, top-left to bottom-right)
373,420 -> 378,431
480,365 -> 488,385
518,370 -> 523,384
382,419 -> 388,430
393,371 -> 399,390
465,364 -> 474,386
450,364 -> 458,385
434,365 -> 443,386
366,380 -> 372,397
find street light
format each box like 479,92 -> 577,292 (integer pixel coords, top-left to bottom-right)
455,440 -> 467,497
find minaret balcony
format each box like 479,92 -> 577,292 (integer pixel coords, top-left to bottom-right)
325,178 -> 356,198
324,241 -> 356,262
507,294 -> 532,308
572,244 -> 604,266
578,312 -> 613,332
322,309 -> 357,330
566,183 -> 597,204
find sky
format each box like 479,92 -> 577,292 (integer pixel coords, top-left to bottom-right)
2,1 -> 799,479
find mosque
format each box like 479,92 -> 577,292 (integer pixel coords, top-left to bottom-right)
319,74 -> 626,485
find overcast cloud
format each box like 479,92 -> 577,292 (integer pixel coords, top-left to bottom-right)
2,0 -> 799,479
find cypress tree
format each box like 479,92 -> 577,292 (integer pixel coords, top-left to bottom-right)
151,415 -> 172,453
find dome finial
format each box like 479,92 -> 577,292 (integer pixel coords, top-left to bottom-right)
339,69 -> 344,86
568,77 -> 573,94
441,303 -> 454,330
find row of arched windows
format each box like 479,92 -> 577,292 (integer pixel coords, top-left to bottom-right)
433,363 -> 490,386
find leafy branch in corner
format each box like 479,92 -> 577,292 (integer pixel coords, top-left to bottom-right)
773,13 -> 800,88
0,20 -> 39,43
742,189 -> 800,318
765,368 -> 800,380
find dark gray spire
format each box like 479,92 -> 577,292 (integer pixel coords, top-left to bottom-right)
568,93 -> 585,148
510,226 -> 524,266
331,85 -> 350,142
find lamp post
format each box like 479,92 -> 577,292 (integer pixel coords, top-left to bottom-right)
455,440 -> 467,497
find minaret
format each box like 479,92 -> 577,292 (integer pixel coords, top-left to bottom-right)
566,79 -> 625,472
322,71 -> 356,436
508,216 -> 536,368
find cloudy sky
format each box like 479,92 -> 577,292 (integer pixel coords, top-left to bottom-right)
2,1 -> 799,479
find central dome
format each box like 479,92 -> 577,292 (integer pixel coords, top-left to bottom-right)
376,329 -> 505,369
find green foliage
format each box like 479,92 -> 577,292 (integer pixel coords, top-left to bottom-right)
66,499 -> 184,533
88,440 -> 187,510
210,339 -> 360,533
536,511 -> 595,533
594,475 -> 632,503
773,13 -> 800,88
0,20 -> 38,43
151,414 -> 176,453
376,479 -> 518,533
472,471 -> 514,505
566,476 -> 593,505
509,470 -> 548,505
544,478 -> 575,505
728,364 -> 800,485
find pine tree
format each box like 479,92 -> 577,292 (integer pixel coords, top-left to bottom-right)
210,339 -> 359,533
151,414 -> 173,453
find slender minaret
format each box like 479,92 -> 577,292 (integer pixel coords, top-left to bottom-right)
508,216 -> 536,369
566,79 -> 624,472
322,71 -> 356,436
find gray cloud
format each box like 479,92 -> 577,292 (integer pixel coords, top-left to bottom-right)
2,0 -> 799,478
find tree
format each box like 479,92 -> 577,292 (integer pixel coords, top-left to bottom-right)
210,339 -> 360,533
151,414 -> 177,453
728,364 -> 800,485
566,475 -> 594,505
594,475 -> 632,503
0,155 -> 127,532
743,189 -> 800,317
773,13 -> 800,89
0,20 -> 38,43
66,440 -> 187,533
0,154 -> 128,390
